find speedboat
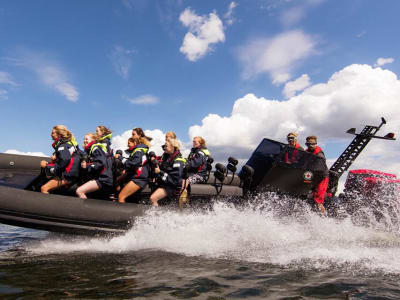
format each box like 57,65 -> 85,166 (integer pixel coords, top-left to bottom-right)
0,118 -> 395,235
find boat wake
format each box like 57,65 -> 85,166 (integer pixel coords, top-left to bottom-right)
20,191 -> 400,274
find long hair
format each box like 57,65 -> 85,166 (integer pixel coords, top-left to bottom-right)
166,138 -> 181,151
53,125 -> 73,141
128,136 -> 151,148
166,131 -> 177,140
133,127 -> 153,142
194,136 -> 206,147
96,125 -> 112,137
85,133 -> 97,142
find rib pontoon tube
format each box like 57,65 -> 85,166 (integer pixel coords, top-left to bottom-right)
0,185 -> 153,235
0,153 -> 243,235
0,153 -> 156,235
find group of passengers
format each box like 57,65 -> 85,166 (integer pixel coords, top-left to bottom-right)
39,125 -> 210,207
39,125 -> 329,212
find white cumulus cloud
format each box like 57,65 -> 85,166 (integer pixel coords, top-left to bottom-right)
283,74 -> 311,98
128,94 -> 159,105
4,149 -> 47,157
374,57 -> 394,67
179,8 -> 225,62
188,64 -> 400,179
237,30 -> 316,84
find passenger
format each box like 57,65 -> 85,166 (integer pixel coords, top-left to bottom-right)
40,125 -> 80,194
76,133 -> 113,199
149,139 -> 186,207
305,135 -> 329,214
113,149 -> 125,179
113,141 -> 135,195
132,127 -> 153,142
96,125 -> 113,155
118,136 -> 151,203
284,132 -> 304,163
161,131 -> 177,157
165,131 -> 176,141
179,136 -> 210,206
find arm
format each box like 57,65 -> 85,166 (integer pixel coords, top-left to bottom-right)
87,147 -> 106,174
124,150 -> 144,171
45,145 -> 72,176
187,151 -> 206,169
159,160 -> 185,187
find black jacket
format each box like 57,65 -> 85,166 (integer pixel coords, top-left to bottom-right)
186,147 -> 210,179
85,141 -> 114,187
158,151 -> 186,189
45,138 -> 80,182
123,143 -> 150,181
98,133 -> 113,156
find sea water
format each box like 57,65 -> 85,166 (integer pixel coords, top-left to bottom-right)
1,193 -> 400,299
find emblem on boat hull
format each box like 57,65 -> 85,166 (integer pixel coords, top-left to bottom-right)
303,171 -> 313,181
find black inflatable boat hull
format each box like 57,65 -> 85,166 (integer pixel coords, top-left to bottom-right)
0,185 -> 154,235
0,153 -> 243,234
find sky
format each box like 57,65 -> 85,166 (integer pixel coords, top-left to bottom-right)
1,0 -> 400,188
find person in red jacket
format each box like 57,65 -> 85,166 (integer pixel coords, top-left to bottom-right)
305,135 -> 328,214
284,132 -> 304,163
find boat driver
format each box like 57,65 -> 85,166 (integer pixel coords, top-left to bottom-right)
284,132 -> 304,163
305,135 -> 329,214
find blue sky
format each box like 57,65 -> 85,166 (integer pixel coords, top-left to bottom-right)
1,0 -> 399,179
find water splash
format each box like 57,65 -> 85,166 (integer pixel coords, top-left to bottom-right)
24,192 -> 400,273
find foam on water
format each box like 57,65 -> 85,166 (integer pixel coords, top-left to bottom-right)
24,193 -> 400,273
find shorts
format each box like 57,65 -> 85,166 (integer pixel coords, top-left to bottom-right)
188,174 -> 206,185
95,179 -> 113,193
132,178 -> 148,189
61,176 -> 78,185
160,185 -> 180,198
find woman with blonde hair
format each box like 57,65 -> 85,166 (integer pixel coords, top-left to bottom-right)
161,131 -> 178,154
40,125 -> 80,194
96,125 -> 113,155
118,136 -> 151,203
165,131 -> 176,141
75,133 -> 114,199
185,136 -> 210,184
179,136 -> 211,206
149,138 -> 186,206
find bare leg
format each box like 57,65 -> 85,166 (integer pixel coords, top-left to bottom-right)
183,178 -> 190,190
41,179 -> 69,194
118,181 -> 141,203
76,180 -> 100,199
149,188 -> 168,207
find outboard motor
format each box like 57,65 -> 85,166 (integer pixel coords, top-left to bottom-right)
239,164 -> 254,195
226,157 -> 238,185
213,163 -> 226,195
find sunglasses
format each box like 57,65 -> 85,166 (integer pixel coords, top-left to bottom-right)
287,137 -> 295,141
306,142 -> 317,146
